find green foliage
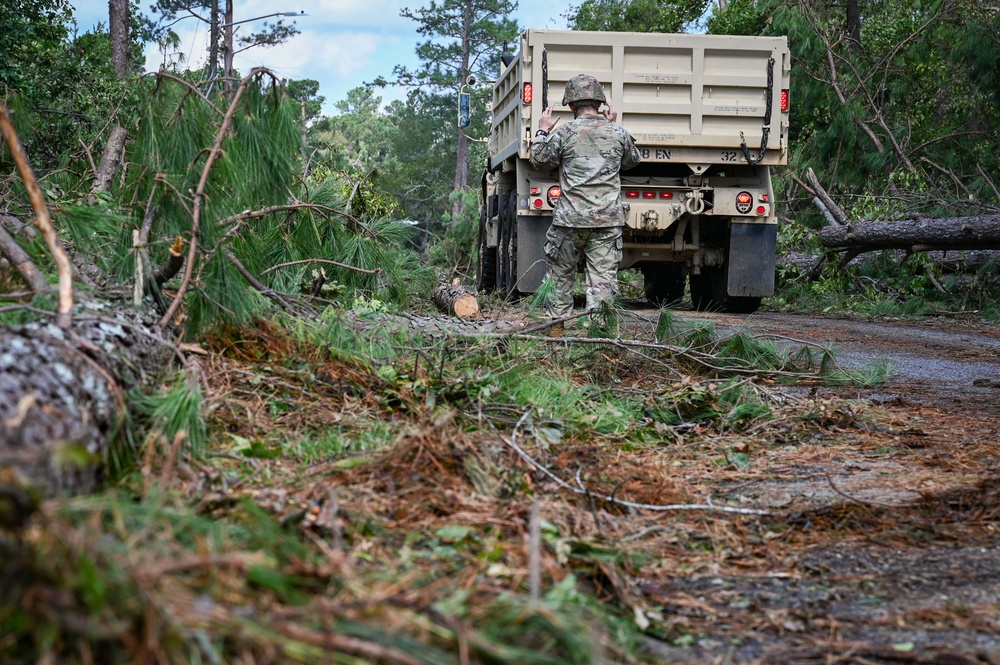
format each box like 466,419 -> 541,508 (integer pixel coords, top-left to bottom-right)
132,371 -> 207,455
393,0 -> 519,92
765,0 -> 1000,228
284,78 -> 325,125
0,0 -> 73,94
475,576 -> 600,664
706,0 -> 775,35
427,188 -> 480,275
0,10 -> 138,175
569,0 -> 710,32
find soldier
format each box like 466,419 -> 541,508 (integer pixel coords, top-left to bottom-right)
530,73 -> 641,329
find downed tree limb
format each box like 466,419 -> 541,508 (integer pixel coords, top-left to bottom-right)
806,167 -> 849,225
497,409 -> 770,516
153,235 -> 185,289
0,223 -> 49,294
0,103 -> 75,328
820,215 -> 1000,250
432,282 -> 480,319
87,124 -> 128,203
158,67 -> 268,329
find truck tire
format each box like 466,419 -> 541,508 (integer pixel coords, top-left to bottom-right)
642,264 -> 686,308
497,193 -> 511,292
475,203 -> 496,293
499,191 -> 519,295
689,269 -> 722,311
690,266 -> 761,313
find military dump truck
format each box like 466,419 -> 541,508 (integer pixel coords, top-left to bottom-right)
473,29 -> 790,313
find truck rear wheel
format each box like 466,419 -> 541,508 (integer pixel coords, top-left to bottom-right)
690,267 -> 761,313
475,203 -> 496,293
642,264 -> 686,308
498,191 -> 519,296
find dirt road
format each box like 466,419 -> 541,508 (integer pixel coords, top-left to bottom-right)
629,309 -> 1000,664
683,310 -> 1000,407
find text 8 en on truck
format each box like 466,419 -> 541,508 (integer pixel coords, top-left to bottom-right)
474,29 -> 790,313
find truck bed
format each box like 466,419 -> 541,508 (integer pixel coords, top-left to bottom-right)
489,30 -> 790,170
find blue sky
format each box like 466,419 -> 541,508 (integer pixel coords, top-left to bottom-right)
69,0 -> 575,115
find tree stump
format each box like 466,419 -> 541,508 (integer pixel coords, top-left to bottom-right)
432,283 -> 480,318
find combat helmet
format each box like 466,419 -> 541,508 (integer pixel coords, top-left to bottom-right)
562,74 -> 607,106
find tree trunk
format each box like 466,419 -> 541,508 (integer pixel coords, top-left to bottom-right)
88,125 -> 128,202
432,283 -> 480,318
108,0 -> 130,76
223,0 -> 234,96
451,0 -> 473,224
846,0 -> 862,51
0,308 -> 171,511
820,215 -> 1000,251
91,0 -> 130,202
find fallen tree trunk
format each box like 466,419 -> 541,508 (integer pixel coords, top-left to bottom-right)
820,215 -> 1000,250
0,304 -> 172,523
781,249 -> 1000,274
432,283 -> 480,319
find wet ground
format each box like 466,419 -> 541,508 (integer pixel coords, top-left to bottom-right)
684,311 -> 1000,408
628,309 -> 1000,664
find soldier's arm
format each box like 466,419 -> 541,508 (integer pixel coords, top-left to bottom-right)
621,131 -> 641,171
529,128 -> 562,172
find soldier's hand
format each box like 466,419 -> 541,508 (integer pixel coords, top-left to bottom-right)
602,102 -> 618,122
539,106 -> 560,132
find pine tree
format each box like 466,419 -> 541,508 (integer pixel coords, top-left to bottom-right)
392,0 -> 519,223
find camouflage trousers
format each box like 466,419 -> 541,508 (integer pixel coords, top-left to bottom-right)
543,224 -> 622,319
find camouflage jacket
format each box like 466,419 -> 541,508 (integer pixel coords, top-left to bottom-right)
529,114 -> 641,228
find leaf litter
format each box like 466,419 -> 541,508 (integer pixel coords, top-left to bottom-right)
3,308 -> 1000,664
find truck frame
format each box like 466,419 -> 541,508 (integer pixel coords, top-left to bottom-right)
475,29 -> 790,313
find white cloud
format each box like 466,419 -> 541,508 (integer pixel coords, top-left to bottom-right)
78,0 -> 577,114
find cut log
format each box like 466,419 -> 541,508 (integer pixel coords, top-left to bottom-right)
432,283 -> 480,319
820,215 -> 1000,250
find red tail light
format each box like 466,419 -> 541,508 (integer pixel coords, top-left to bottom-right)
547,186 -> 561,206
736,191 -> 753,214
660,192 -> 673,199
643,191 -> 656,198
626,191 -> 639,198
780,89 -> 789,112
523,83 -> 533,104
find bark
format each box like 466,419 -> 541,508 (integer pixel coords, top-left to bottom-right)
88,124 -> 128,202
820,215 -> 1000,251
108,0 -> 130,76
89,0 -> 130,204
432,283 -> 480,318
846,0 -> 862,51
806,167 -> 849,225
0,224 -> 49,294
780,249 -> 1000,274
0,306 -> 172,510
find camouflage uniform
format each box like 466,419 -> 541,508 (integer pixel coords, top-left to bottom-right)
530,105 -> 641,319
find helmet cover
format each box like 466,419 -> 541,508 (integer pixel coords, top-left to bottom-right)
561,74 -> 607,106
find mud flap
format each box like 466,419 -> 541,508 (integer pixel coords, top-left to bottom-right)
727,222 -> 776,297
516,215 -> 551,292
